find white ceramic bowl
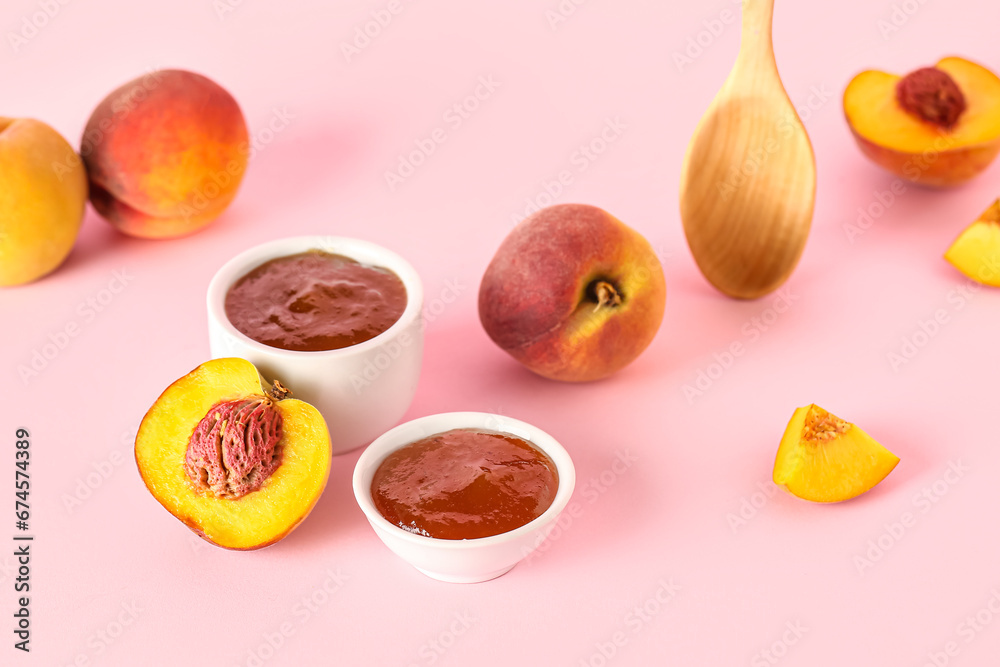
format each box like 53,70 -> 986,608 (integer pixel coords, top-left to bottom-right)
353,412 -> 576,583
207,236 -> 424,455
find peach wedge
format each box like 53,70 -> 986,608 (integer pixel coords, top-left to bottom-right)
844,57 -> 1000,186
773,405 -> 899,503
136,358 -> 331,550
945,199 -> 1000,286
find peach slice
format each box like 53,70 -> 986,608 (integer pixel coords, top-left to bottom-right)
135,358 -> 331,550
945,199 -> 1000,286
773,405 -> 899,503
844,57 -> 1000,186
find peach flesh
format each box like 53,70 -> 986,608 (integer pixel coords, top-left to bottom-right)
135,358 -> 331,550
844,57 -> 1000,186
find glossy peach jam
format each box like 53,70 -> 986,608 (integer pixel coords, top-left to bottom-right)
371,428 -> 559,540
225,250 -> 407,352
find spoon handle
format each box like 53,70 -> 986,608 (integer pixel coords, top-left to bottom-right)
733,0 -> 778,83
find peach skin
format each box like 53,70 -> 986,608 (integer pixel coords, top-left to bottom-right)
844,57 -> 1000,187
135,358 -> 332,550
478,204 -> 666,382
82,69 -> 249,239
945,199 -> 1000,286
773,404 -> 899,503
0,118 -> 87,286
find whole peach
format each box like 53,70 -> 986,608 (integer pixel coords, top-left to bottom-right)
81,69 -> 249,239
479,204 -> 666,382
0,118 -> 87,286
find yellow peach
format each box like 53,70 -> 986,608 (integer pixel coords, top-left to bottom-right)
773,405 -> 899,503
135,358 -> 331,550
944,199 -> 1000,286
0,118 -> 87,286
844,57 -> 1000,186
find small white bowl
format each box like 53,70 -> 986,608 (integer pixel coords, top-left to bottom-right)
207,236 -> 424,455
353,412 -> 576,583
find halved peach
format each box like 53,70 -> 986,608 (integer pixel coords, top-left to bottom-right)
135,358 -> 331,550
844,57 -> 1000,186
945,199 -> 1000,286
773,405 -> 899,503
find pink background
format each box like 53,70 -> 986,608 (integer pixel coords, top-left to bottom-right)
4,0 -> 1000,665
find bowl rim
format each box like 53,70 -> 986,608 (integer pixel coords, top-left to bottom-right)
353,411 -> 577,549
206,235 -> 425,358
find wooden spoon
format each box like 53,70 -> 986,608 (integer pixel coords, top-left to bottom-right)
679,0 -> 815,299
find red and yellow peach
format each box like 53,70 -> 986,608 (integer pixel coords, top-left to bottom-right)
82,69 -> 249,239
478,204 -> 666,382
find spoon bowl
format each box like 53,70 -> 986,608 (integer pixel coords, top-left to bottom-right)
679,0 -> 815,299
